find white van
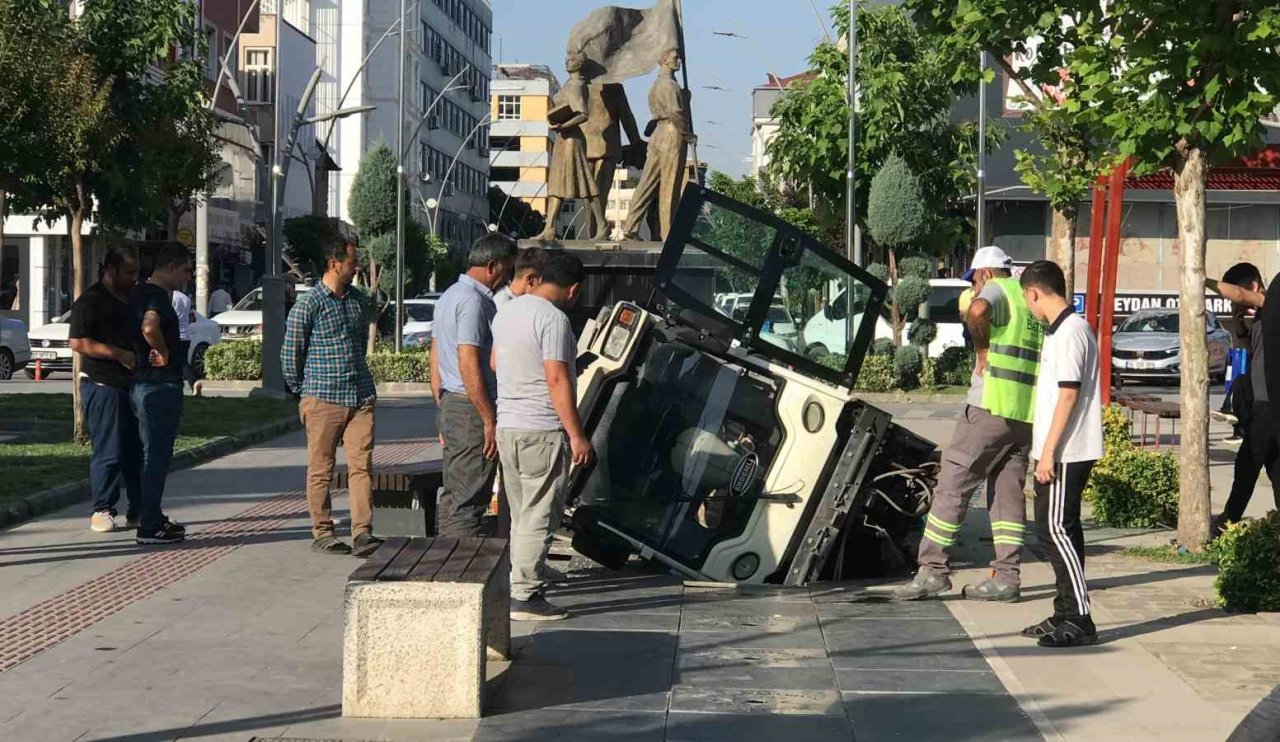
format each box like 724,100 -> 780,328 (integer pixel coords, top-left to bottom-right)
801,278 -> 970,358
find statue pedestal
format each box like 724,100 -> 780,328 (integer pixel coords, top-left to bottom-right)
516,239 -> 665,254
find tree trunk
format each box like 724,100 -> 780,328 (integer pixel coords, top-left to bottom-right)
889,248 -> 902,346
366,255 -> 379,356
1051,204 -> 1079,297
1173,147 -> 1210,551
0,189 -> 7,303
70,193 -> 88,445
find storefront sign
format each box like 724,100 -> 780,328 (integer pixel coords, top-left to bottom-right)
1073,291 -> 1234,319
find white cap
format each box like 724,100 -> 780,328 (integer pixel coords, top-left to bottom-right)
962,245 -> 1014,281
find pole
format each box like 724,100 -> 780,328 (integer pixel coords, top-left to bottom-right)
195,197 -> 210,314
393,0 -> 407,352
673,0 -> 702,186
976,50 -> 988,249
262,9 -> 288,392
846,0 -> 860,265
431,115 -> 493,237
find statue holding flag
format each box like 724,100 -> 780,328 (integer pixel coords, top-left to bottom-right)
621,48 -> 694,241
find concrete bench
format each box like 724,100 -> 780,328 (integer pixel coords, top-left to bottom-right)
336,460 -> 442,538
343,536 -> 510,719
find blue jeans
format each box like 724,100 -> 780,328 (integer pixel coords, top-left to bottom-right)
83,381 -> 141,517
130,381 -> 184,532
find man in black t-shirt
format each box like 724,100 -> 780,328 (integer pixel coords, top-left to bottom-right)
70,247 -> 141,533
130,242 -> 192,546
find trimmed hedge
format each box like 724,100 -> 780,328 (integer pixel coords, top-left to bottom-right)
1212,512 -> 1280,613
1086,405 -> 1180,528
203,338 -> 431,384
855,353 -> 896,392
934,346 -> 975,387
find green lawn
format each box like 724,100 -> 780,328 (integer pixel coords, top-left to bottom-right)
1120,545 -> 1217,566
0,394 -> 297,505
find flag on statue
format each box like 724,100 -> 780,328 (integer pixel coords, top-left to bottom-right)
566,0 -> 682,84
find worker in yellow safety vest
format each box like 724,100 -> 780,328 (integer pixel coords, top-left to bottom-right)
894,246 -> 1045,602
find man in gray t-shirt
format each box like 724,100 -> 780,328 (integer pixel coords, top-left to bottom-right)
492,252 -> 592,621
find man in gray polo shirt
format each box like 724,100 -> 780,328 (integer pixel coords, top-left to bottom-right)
431,234 -> 516,536
493,252 -> 593,620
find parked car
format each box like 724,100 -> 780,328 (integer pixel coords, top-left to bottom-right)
401,298 -> 437,348
713,293 -> 801,353
27,310 -> 221,379
1111,308 -> 1230,385
0,316 -> 31,380
802,278 -> 970,358
213,285 -> 311,339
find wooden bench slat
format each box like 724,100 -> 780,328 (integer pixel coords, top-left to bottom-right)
407,537 -> 460,581
433,539 -> 485,583
348,537 -> 412,582
379,537 -> 436,581
460,538 -> 508,583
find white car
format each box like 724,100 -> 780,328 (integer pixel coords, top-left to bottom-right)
713,293 -> 801,353
27,310 -> 221,379
401,298 -> 437,348
0,316 -> 31,380
802,278 -> 970,358
214,285 -> 311,339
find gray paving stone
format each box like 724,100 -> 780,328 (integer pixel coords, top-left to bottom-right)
813,598 -> 956,619
678,610 -> 819,634
841,691 -> 1043,741
488,655 -> 673,712
836,666 -> 1008,694
516,628 -> 678,666
675,647 -> 838,691
552,609 -> 681,632
678,626 -> 827,651
474,708 -> 666,741
664,710 -> 854,741
669,686 -> 844,716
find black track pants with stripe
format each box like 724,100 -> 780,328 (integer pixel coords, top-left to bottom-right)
1033,460 -> 1096,620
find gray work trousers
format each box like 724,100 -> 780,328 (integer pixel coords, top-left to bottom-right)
917,404 -> 1032,587
437,393 -> 498,537
497,429 -> 569,602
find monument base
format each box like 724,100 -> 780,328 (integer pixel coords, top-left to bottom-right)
516,238 -> 665,252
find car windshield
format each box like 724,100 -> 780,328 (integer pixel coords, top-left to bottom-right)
1120,313 -> 1178,333
405,304 -> 434,322
658,193 -> 885,386
232,290 -> 263,312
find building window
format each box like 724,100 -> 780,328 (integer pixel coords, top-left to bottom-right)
491,167 -> 520,182
497,95 -> 521,121
244,48 -> 274,104
203,23 -> 220,80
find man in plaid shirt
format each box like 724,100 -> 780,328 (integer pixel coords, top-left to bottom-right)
282,241 -> 382,558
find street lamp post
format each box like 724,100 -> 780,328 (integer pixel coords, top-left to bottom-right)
976,50 -> 988,249
846,0 -> 861,266
394,0 -> 408,352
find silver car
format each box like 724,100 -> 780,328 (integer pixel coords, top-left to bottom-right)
1111,308 -> 1230,385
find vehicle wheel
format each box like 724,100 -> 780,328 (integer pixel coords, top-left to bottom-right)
805,343 -> 830,360
0,349 -> 13,381
1112,372 -> 1124,389
190,343 -> 209,380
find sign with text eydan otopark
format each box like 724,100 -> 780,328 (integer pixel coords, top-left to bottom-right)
1074,291 -> 1236,320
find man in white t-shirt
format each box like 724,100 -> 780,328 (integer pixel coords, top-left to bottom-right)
1019,260 -> 1103,648
171,288 -> 195,386
209,285 -> 233,316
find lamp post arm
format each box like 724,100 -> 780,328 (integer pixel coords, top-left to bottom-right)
318,7 -> 417,155
208,0 -> 262,112
432,113 -> 493,235
401,66 -> 472,162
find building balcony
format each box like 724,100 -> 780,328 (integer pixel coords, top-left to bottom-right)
491,151 -> 549,168
490,120 -> 549,138
491,181 -> 551,198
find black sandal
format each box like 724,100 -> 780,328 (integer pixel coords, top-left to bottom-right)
311,536 -> 352,555
1021,616 -> 1062,638
1038,618 -> 1098,648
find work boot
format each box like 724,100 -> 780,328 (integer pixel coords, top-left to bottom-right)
962,577 -> 1020,602
892,570 -> 951,601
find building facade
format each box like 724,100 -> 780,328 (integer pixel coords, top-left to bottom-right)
490,64 -> 559,220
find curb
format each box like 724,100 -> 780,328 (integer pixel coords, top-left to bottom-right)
855,391 -> 969,405
198,380 -> 434,397
0,416 -> 303,532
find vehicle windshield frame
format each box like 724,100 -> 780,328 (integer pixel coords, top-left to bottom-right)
653,187 -> 888,388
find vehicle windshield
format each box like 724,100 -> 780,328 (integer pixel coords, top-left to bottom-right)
1120,313 -> 1178,333
405,304 -> 435,322
658,193 -> 885,386
232,289 -> 263,312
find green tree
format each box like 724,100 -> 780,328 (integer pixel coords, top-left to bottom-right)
488,186 -> 545,238
767,2 -> 1002,259
866,153 -> 930,345
348,140 -> 398,239
283,215 -> 343,278
906,0 -> 1109,295
1067,1 -> 1280,550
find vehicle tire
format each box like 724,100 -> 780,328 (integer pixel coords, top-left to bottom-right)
805,343 -> 830,360
190,343 -> 209,380
1112,372 -> 1124,389
0,349 -> 13,381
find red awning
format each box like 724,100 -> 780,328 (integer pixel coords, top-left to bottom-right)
1126,144 -> 1280,190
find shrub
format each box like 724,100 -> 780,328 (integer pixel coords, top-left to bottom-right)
897,254 -> 933,280
1087,448 -> 1180,528
908,318 -> 937,348
893,345 -> 923,389
871,337 -> 896,357
918,357 -> 938,389
935,346 -> 974,386
855,353 -> 896,392
819,352 -> 848,371
1101,403 -> 1135,454
867,263 -> 890,284
1212,512 -> 1280,613
367,352 -> 432,383
866,153 -> 929,249
204,339 -> 263,381
894,275 -> 931,319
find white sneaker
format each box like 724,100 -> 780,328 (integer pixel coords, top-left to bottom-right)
90,512 -> 119,533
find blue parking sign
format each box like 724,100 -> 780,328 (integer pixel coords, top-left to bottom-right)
1072,294 -> 1085,313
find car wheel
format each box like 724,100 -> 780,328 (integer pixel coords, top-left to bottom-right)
0,349 -> 13,381
190,343 -> 209,380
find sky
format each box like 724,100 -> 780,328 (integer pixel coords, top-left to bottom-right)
491,0 -> 836,178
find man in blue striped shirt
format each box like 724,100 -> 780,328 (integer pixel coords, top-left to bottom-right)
282,241 -> 381,558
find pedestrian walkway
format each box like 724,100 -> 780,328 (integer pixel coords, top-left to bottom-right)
0,397 -> 1274,741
